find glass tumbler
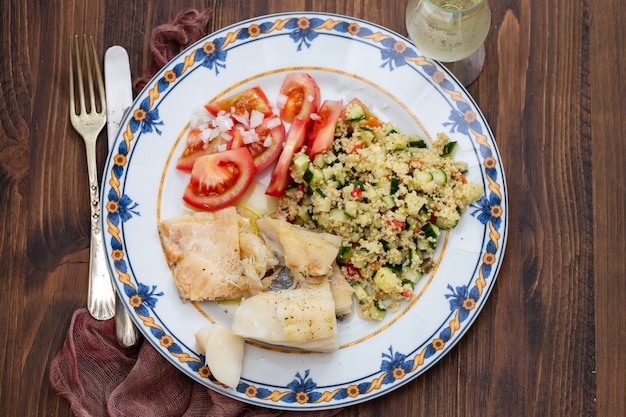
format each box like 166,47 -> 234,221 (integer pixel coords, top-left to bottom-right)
406,0 -> 491,86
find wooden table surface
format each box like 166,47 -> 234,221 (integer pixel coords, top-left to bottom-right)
1,0 -> 624,416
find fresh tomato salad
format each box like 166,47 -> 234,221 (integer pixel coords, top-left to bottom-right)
177,73 -> 336,210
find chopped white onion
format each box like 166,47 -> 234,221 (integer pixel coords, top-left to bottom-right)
217,143 -> 228,152
307,94 -> 315,102
215,113 -> 234,131
242,129 -> 259,144
201,128 -> 217,143
232,110 -> 250,128
220,131 -> 233,141
249,109 -> 264,129
310,113 -> 321,121
263,134 -> 273,147
266,116 -> 281,129
190,106 -> 214,128
277,94 -> 287,109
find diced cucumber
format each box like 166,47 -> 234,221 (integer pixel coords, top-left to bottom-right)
401,279 -> 415,289
345,103 -> 365,121
325,180 -> 340,190
408,135 -> 428,148
414,170 -> 433,186
416,237 -> 431,251
408,247 -> 417,267
351,257 -> 368,269
316,196 -> 331,213
356,212 -> 372,227
296,206 -> 312,224
329,208 -> 349,223
322,165 -> 335,181
381,195 -> 395,208
373,267 -> 401,294
435,215 -> 458,229
462,182 -> 483,202
303,166 -> 324,187
431,168 -> 448,185
351,283 -> 368,301
369,300 -> 387,321
292,152 -> 310,175
404,192 -> 427,214
421,222 -> 440,239
314,213 -> 329,227
344,200 -> 359,219
401,267 -> 422,284
441,141 -> 458,157
383,123 -> 398,136
313,153 -> 326,168
390,177 -> 400,195
337,246 -> 353,266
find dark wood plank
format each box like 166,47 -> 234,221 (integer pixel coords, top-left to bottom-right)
0,0 -> 622,415
590,0 -> 626,416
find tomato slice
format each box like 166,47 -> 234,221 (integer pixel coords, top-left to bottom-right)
231,114 -> 286,173
306,99 -> 343,158
277,73 -> 320,123
183,147 -> 255,211
267,74 -> 321,197
176,128 -> 233,171
205,86 -> 273,117
265,118 -> 309,197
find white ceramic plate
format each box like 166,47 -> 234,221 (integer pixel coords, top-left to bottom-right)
102,12 -> 508,411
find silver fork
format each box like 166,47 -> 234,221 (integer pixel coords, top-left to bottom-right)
69,35 -> 116,320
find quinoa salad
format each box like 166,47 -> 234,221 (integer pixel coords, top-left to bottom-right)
275,100 -> 483,320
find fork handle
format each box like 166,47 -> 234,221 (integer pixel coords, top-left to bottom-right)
85,138 -> 116,320
116,292 -> 142,347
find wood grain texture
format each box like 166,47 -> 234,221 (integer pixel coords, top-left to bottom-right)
0,0 -> 622,416
590,0 -> 626,416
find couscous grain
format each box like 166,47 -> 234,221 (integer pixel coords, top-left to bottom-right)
275,100 -> 483,320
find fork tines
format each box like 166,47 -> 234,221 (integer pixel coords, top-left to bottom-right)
69,35 -> 106,119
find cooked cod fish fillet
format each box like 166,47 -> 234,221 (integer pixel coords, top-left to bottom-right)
238,217 -> 279,284
329,263 -> 354,317
256,217 -> 343,276
231,279 -> 339,352
158,208 -> 261,301
195,324 -> 245,388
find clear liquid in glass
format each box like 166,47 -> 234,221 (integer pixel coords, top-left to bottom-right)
406,0 -> 491,85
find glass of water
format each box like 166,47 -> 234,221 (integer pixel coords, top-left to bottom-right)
406,0 -> 491,86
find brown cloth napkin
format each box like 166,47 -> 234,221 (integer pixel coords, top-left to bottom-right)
50,9 -> 342,416
49,309 -> 340,417
132,8 -> 213,93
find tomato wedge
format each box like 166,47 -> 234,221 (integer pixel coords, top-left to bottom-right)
183,147 -> 255,211
176,127 -> 232,171
267,73 -> 321,197
205,86 -> 273,117
277,73 -> 320,123
231,114 -> 286,173
306,99 -> 343,158
265,118 -> 309,197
